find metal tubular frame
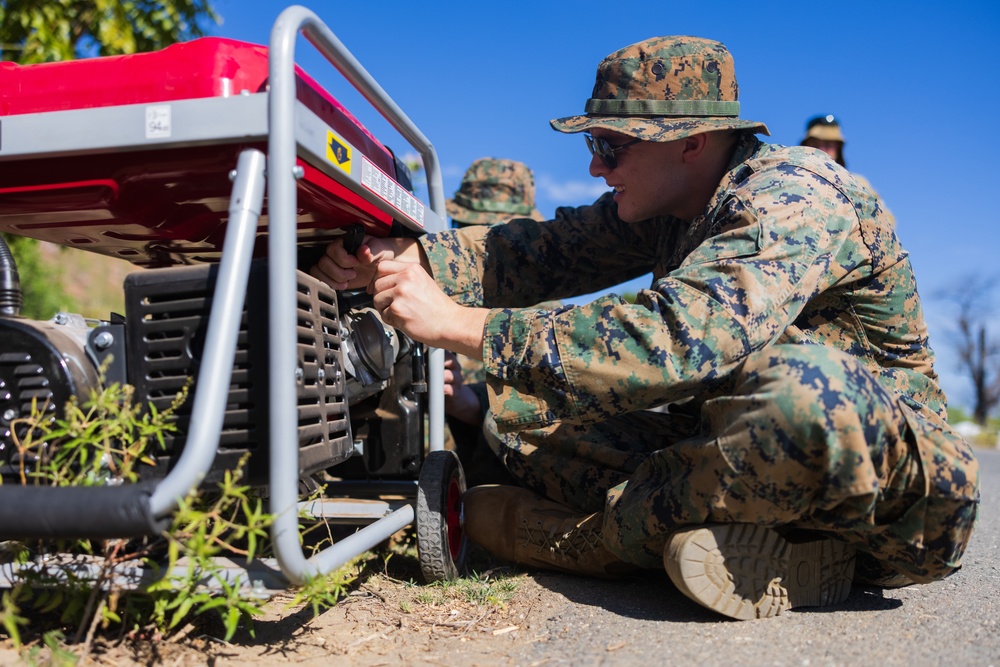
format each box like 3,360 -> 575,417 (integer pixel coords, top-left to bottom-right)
0,4 -> 449,587
266,4 -> 447,585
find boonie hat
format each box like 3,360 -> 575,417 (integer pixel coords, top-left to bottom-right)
551,36 -> 769,142
446,158 -> 546,225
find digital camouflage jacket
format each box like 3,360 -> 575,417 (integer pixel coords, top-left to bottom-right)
420,134 -> 942,433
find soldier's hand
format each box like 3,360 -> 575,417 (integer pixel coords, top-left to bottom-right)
370,259 -> 486,359
310,234 -> 396,290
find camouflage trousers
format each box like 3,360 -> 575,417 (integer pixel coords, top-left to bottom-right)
484,344 -> 980,583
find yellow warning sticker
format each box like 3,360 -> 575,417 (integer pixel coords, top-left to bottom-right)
326,131 -> 352,173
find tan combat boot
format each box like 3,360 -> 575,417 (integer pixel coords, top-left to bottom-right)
462,485 -> 635,579
664,523 -> 856,620
853,554 -> 915,589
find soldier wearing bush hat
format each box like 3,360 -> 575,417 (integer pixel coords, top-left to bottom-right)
800,113 -> 846,166
799,114 -> 894,224
550,36 -> 769,142
312,35 -> 978,622
446,158 -> 545,226
443,157 -> 548,488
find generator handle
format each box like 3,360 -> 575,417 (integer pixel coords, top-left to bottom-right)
267,5 -> 446,585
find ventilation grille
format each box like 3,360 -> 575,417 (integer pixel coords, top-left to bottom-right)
124,261 -> 352,483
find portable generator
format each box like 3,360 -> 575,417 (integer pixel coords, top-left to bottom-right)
0,6 -> 466,587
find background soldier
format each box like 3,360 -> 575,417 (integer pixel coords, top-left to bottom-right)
443,158 -> 545,485
800,113 -> 894,224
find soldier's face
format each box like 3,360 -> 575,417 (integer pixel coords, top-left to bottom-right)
588,129 -> 691,222
803,138 -> 842,161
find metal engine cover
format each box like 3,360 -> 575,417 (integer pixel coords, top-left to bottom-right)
0,316 -> 101,473
124,260 -> 353,485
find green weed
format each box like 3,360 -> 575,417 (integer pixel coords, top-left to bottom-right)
0,379 -> 355,661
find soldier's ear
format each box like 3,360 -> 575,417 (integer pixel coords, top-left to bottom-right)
680,133 -> 709,164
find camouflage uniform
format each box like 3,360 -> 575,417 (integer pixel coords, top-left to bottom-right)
422,38 -> 979,584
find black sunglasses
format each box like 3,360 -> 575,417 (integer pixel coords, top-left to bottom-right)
584,134 -> 642,169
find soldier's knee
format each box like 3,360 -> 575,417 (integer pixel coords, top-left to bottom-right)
737,344 -> 892,419
740,344 -> 853,386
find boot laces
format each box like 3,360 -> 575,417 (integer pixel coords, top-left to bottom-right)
520,518 -> 602,562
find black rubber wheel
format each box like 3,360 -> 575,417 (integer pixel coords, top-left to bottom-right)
416,449 -> 468,582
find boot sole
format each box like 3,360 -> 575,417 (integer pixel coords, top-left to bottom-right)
664,523 -> 856,620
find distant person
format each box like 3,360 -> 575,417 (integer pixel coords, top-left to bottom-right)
443,158 -> 547,485
800,114 -> 894,224
446,158 -> 546,231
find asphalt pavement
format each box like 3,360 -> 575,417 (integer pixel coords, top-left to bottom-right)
494,446 -> 1000,667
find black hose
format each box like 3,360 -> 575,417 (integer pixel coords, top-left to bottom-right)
0,483 -> 168,539
0,235 -> 23,317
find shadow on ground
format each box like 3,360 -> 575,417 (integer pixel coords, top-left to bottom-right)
529,568 -> 904,623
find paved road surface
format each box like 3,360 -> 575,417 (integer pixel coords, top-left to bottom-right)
497,446 -> 999,667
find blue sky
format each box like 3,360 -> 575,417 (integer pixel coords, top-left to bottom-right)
212,0 -> 999,413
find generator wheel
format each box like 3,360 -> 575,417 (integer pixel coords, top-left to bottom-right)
416,449 -> 467,582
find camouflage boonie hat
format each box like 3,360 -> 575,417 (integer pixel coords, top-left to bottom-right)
446,158 -> 546,225
550,36 -> 769,142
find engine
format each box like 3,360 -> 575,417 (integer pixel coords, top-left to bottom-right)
0,260 -> 426,486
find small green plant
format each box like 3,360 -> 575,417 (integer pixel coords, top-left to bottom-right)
143,459 -> 273,641
406,571 -> 519,608
280,499 -> 362,619
22,630 -> 77,667
12,383 -> 179,488
0,586 -> 29,647
0,378 -> 356,661
284,563 -> 358,620
0,380 -> 196,659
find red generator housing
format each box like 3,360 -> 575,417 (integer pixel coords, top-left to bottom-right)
0,11 -> 463,590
